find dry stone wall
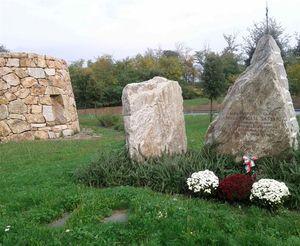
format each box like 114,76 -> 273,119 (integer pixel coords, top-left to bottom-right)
0,52 -> 80,142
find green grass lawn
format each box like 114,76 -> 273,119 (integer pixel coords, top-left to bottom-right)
185,115 -> 210,149
0,115 -> 300,245
183,97 -> 210,107
183,97 -> 224,107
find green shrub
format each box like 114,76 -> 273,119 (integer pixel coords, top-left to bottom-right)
181,84 -> 203,99
101,86 -> 123,106
96,114 -> 124,131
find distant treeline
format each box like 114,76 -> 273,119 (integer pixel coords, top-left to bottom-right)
68,18 -> 300,108
68,46 -> 243,108
69,48 -> 205,108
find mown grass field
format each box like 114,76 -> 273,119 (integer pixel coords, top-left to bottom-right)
183,97 -> 224,107
0,115 -> 300,245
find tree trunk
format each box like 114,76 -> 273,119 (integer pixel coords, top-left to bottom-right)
210,98 -> 213,123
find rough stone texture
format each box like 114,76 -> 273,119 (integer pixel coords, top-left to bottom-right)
7,119 -> 30,134
31,105 -> 42,114
205,35 -> 299,160
122,76 -> 187,162
31,123 -> 46,128
3,73 -> 20,86
0,79 -> 8,90
45,68 -> 55,76
4,92 -> 16,101
0,58 -> 5,67
9,131 -> 34,141
25,114 -> 45,123
42,105 -> 55,121
8,99 -> 27,114
23,95 -> 38,104
14,68 -> 28,78
63,129 -> 74,137
10,114 -> 26,120
0,67 -> 12,77
6,58 -> 19,67
0,121 -> 11,137
0,52 -> 80,142
0,105 -> 8,120
21,77 -> 38,87
14,88 -> 30,99
28,68 -> 46,78
34,130 -> 49,139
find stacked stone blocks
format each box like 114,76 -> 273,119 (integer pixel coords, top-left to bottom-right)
0,52 -> 80,142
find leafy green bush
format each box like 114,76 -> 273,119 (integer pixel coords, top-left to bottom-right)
101,86 -> 123,106
181,84 -> 203,99
74,146 -> 300,209
96,114 -> 124,131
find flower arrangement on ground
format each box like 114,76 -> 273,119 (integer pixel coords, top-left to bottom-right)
250,179 -> 290,210
186,170 -> 219,196
218,174 -> 255,202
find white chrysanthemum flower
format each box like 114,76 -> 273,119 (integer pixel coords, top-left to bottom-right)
186,170 -> 219,195
250,179 -> 290,208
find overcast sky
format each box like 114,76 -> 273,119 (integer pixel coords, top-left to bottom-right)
1,0 -> 299,63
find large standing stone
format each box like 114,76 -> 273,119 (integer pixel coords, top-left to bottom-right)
205,35 -> 299,160
122,76 -> 187,162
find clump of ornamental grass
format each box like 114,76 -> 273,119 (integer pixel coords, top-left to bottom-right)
73,147 -> 236,195
74,146 -> 300,210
